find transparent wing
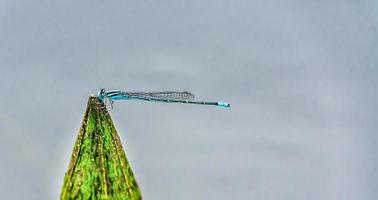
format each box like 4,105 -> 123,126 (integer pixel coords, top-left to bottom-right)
103,98 -> 114,110
124,91 -> 195,101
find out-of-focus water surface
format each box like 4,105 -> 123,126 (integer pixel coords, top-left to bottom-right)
1,1 -> 377,199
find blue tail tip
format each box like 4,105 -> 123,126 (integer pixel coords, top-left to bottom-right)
217,102 -> 230,108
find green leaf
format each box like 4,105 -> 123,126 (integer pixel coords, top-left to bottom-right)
61,97 -> 142,200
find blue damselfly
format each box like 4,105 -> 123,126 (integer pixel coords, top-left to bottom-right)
96,89 -> 230,108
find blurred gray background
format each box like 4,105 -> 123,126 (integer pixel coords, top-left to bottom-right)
1,0 -> 378,199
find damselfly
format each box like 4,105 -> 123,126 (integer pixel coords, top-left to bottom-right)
96,88 -> 230,108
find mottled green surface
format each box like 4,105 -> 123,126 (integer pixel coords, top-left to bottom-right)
61,97 -> 142,200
